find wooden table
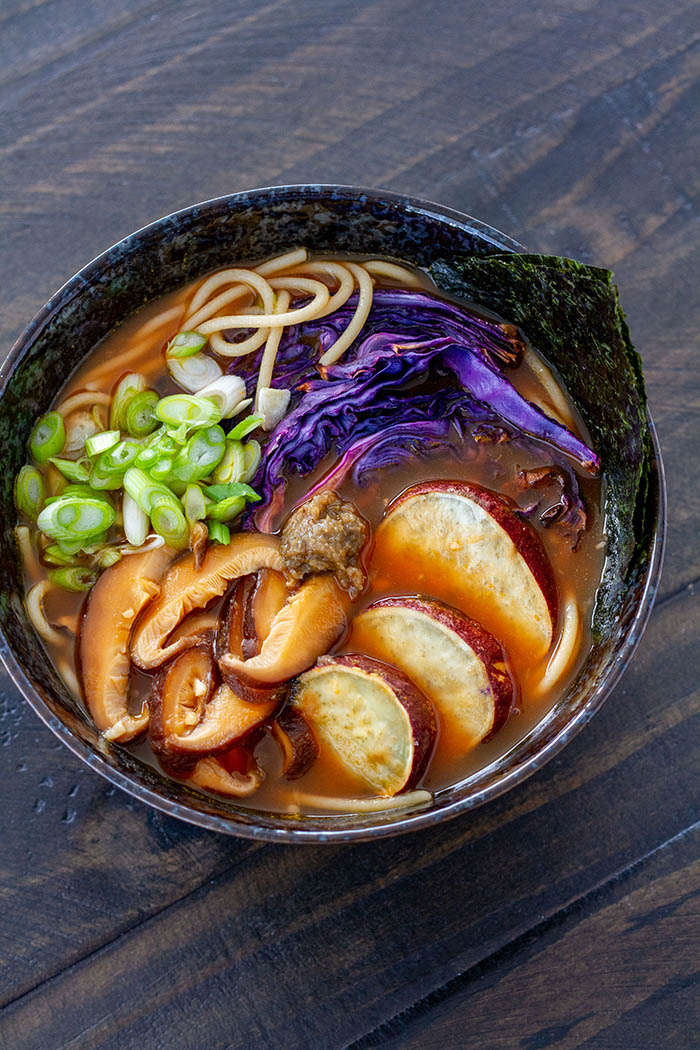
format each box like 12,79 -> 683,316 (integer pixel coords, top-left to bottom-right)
1,2 -> 698,1047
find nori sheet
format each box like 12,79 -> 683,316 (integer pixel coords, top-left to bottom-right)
428,253 -> 650,637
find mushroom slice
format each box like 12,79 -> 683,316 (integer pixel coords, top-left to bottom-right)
188,755 -> 263,797
219,574 -> 348,685
131,532 -> 283,670
272,707 -> 319,779
79,547 -> 171,742
216,570 -> 290,705
149,646 -> 280,756
168,609 -> 219,649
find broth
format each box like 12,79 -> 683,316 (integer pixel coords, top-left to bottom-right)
19,254 -> 605,815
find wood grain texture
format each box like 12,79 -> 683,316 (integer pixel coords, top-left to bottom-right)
0,0 -> 698,1048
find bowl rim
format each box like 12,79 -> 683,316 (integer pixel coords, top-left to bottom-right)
0,184 -> 666,843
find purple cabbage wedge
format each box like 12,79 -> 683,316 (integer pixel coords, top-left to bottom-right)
240,289 -> 598,530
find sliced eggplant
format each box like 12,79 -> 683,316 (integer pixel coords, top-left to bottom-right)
351,597 -> 516,750
291,653 -> 436,796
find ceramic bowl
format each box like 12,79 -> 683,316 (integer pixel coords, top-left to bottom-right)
0,185 -> 665,842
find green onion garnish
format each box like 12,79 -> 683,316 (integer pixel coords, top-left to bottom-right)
29,412 -> 66,464
206,496 -> 246,523
149,458 -> 174,482
203,481 -> 260,502
14,465 -> 45,520
85,430 -> 120,457
149,501 -> 188,549
89,439 -> 141,489
37,495 -> 115,544
48,566 -> 98,592
241,439 -> 261,483
110,373 -> 146,431
227,414 -> 263,441
211,440 -> 245,485
49,457 -> 90,483
95,547 -> 122,569
124,390 -> 159,437
183,484 -> 208,525
155,394 -> 221,431
166,331 -> 207,359
207,521 -> 230,545
42,544 -> 78,567
169,425 -> 226,484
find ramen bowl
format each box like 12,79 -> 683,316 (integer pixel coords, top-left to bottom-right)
0,185 -> 665,842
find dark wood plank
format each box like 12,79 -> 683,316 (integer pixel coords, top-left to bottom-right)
0,584 -> 697,1049
349,825 -> 700,1050
0,0 -> 698,1047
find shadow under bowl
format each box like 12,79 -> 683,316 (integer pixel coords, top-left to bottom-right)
0,185 -> 665,843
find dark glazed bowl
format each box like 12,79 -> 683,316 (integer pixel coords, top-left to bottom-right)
0,185 -> 665,843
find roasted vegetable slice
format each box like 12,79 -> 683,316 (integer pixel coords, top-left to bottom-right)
373,480 -> 558,664
79,547 -> 171,741
291,654 -> 436,796
351,597 -> 516,751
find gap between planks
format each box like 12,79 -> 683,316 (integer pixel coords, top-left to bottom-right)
342,820 -> 700,1050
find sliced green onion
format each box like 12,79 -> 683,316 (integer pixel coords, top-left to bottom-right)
85,430 -> 120,457
169,426 -> 226,484
14,465 -> 45,520
30,412 -> 66,464
123,468 -> 177,515
48,566 -> 98,592
134,447 -> 159,470
197,375 -> 247,418
90,440 -> 141,489
110,373 -> 146,430
60,484 -> 113,506
207,521 -> 230,545
167,352 -> 222,393
95,547 -> 122,570
211,440 -> 245,484
204,481 -> 260,503
149,458 -> 174,482
149,501 -> 188,549
37,496 -> 115,543
183,484 -> 208,525
207,496 -> 245,523
155,394 -> 221,431
227,414 -> 263,441
49,457 -> 90,483
123,491 -> 148,547
241,440 -> 261,483
43,544 -> 78,567
124,390 -> 159,437
166,331 -> 207,359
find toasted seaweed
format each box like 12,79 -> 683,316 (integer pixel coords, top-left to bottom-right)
428,253 -> 650,637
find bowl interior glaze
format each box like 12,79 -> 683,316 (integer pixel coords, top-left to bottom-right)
0,186 -> 665,842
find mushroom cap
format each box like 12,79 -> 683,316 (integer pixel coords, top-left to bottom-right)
79,547 -> 172,741
219,574 -> 349,685
131,533 -> 283,670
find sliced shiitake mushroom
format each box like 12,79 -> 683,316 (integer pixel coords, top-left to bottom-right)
187,754 -> 263,797
148,646 -> 280,760
219,574 -> 348,685
291,653 -> 437,796
271,707 -> 319,779
131,533 -> 283,670
216,568 -> 290,705
79,547 -> 171,741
